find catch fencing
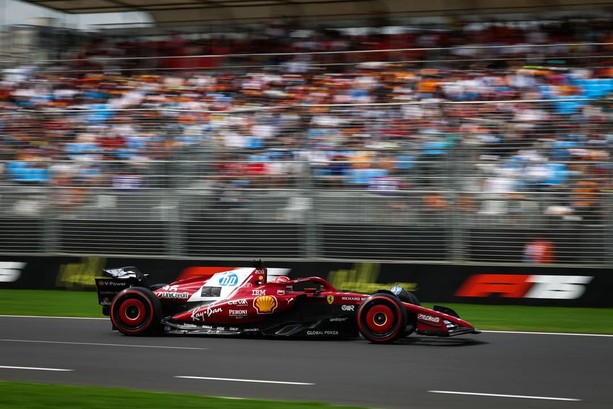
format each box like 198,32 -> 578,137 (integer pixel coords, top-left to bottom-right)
1,97 -> 611,266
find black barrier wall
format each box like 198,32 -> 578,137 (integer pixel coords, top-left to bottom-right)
1,256 -> 611,307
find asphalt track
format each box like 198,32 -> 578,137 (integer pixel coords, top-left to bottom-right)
1,316 -> 612,409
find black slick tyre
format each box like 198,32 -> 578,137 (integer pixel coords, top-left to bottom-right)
357,293 -> 407,343
110,287 -> 162,336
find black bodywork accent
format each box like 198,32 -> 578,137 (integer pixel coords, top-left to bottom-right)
417,327 -> 481,337
95,267 -> 151,315
433,305 -> 460,318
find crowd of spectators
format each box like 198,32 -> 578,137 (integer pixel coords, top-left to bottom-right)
0,15 -> 612,221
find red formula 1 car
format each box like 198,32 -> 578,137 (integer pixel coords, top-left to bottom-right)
95,263 -> 479,343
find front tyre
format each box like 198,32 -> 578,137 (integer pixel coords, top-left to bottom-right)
357,293 -> 407,343
110,287 -> 162,336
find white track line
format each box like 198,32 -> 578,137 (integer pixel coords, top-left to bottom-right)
176,376 -> 314,386
429,390 -> 580,402
0,339 -> 208,350
0,365 -> 73,372
482,330 -> 613,338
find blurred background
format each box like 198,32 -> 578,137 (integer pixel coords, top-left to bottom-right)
0,0 -> 612,266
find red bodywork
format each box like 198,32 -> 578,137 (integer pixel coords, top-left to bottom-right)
97,265 -> 480,342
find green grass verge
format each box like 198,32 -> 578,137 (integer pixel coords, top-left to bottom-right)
0,290 -> 103,317
442,303 -> 613,334
0,382 -> 365,409
1,289 -> 612,334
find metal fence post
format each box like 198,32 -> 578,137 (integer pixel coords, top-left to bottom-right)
303,159 -> 318,259
447,144 -> 465,263
167,191 -> 182,258
606,191 -> 613,268
43,186 -> 59,255
167,160 -> 183,258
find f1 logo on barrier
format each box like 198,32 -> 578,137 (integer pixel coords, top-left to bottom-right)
0,262 -> 26,283
456,274 -> 594,300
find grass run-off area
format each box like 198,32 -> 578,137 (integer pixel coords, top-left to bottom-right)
0,382 -> 365,409
1,289 -> 612,334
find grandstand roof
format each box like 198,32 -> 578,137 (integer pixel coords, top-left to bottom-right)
21,0 -> 356,14
18,0 -> 608,26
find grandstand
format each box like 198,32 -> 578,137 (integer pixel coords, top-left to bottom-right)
0,1 -> 611,265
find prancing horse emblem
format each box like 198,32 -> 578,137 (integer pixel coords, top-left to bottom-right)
327,295 -> 334,304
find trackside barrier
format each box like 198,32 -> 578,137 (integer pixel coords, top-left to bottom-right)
1,256 -> 611,307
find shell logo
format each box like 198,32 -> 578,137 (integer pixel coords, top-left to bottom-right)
254,295 -> 278,314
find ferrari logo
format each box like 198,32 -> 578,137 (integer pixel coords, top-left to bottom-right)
327,295 -> 334,304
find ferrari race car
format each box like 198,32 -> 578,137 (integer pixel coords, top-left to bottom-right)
95,263 -> 479,343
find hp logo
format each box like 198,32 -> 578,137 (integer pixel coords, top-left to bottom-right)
219,273 -> 239,287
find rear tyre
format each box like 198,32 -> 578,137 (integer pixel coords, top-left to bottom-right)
110,287 -> 162,336
357,293 -> 407,344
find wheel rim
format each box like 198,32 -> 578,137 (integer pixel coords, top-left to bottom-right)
119,298 -> 146,327
365,304 -> 394,334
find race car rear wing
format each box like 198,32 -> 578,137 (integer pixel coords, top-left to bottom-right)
94,266 -> 151,315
